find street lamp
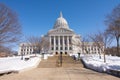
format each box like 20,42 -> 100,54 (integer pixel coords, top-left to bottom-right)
60,52 -> 62,66
21,53 -> 23,60
78,53 -> 80,60
42,53 -> 44,59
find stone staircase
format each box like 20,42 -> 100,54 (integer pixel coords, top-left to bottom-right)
38,54 -> 83,68
38,56 -> 58,68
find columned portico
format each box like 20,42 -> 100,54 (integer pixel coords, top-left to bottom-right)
46,12 -> 82,55
49,35 -> 72,54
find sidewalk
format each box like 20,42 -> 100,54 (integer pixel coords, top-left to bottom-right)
0,67 -> 119,80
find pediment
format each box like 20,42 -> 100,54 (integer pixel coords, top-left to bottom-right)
48,28 -> 74,35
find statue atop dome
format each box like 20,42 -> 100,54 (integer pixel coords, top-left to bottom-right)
60,11 -> 63,18
53,12 -> 69,29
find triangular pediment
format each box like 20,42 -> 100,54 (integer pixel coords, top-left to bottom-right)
48,28 -> 74,35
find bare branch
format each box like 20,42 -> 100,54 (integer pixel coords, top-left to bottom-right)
105,4 -> 120,56
0,3 -> 22,47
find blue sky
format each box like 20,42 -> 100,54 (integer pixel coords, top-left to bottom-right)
0,0 -> 120,50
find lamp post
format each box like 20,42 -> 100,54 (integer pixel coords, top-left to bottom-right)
21,53 -> 23,60
60,52 -> 62,66
78,53 -> 80,60
42,53 -> 44,59
41,48 -> 45,59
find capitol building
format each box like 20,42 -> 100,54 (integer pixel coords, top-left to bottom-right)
18,12 -> 104,55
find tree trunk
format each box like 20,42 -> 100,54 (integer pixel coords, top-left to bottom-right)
103,52 -> 106,63
116,37 -> 119,56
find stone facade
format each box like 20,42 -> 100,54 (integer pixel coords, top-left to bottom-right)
18,12 -> 104,55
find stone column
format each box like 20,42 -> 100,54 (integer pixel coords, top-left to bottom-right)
54,36 -> 56,51
58,36 -> 60,51
49,36 -> 51,51
63,36 -> 65,51
67,36 -> 69,50
89,46 -> 91,54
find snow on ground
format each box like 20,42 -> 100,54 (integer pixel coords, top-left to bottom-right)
43,54 -> 53,59
0,54 -> 41,74
80,54 -> 120,72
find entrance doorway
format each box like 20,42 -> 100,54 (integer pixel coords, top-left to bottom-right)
65,52 -> 67,55
60,52 -> 63,55
56,52 -> 58,55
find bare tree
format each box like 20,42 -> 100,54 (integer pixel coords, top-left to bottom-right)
0,46 -> 12,57
27,36 -> 42,55
89,31 -> 112,62
0,3 -> 21,47
41,36 -> 49,54
27,35 -> 49,55
105,4 -> 120,56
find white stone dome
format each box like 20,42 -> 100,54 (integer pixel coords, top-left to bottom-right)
53,12 -> 69,29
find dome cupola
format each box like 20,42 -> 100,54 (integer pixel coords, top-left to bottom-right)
53,12 -> 69,29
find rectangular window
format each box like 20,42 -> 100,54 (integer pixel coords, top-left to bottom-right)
65,40 -> 67,45
94,48 -> 96,51
51,38 -> 54,45
51,47 -> 54,50
56,47 -> 58,50
69,47 -> 72,50
69,36 -> 72,44
60,36 -> 63,45
65,47 -> 67,50
56,39 -> 58,45
60,47 -> 63,50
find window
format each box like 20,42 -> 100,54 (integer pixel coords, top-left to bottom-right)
60,36 -> 63,45
56,39 -> 58,45
69,47 -> 72,50
51,38 -> 54,45
65,36 -> 67,45
56,47 -> 58,50
69,36 -> 72,44
91,47 -> 93,50
65,52 -> 67,55
65,47 -> 67,50
51,47 -> 54,50
88,48 -> 90,51
65,40 -> 67,45
94,48 -> 96,51
60,47 -> 63,50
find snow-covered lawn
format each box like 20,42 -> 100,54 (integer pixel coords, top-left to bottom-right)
80,54 -> 120,73
0,54 -> 41,74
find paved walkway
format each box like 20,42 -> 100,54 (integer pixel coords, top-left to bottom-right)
0,55 -> 119,80
0,67 -> 119,80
